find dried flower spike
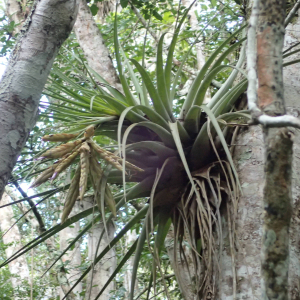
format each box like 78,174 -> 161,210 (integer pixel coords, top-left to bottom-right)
61,166 -> 81,223
30,166 -> 55,188
79,142 -> 91,201
51,148 -> 81,180
84,125 -> 95,139
40,139 -> 84,159
42,133 -> 78,142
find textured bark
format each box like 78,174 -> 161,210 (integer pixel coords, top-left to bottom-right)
85,221 -> 115,300
0,0 -> 78,199
73,0 -> 122,90
261,128 -> 293,300
256,2 -> 293,299
0,192 -> 30,299
217,9 -> 300,297
217,2 -> 300,300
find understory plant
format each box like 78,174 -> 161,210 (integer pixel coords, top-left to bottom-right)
1,7 -> 266,299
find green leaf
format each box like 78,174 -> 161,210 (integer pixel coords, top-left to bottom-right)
120,0 -> 129,8
190,105 -> 241,190
156,34 -> 173,120
123,121 -> 176,149
1,206 -> 98,268
90,4 -> 99,16
131,59 -> 171,121
126,141 -> 177,161
165,4 -> 192,93
114,13 -> 139,106
180,24 -> 246,119
210,0 -> 217,7
153,10 -> 163,20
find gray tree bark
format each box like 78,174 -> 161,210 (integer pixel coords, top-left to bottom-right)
73,0 -> 122,91
73,5 -> 120,298
217,2 -> 300,300
0,0 -> 79,199
59,201 -> 83,300
82,197 -> 116,300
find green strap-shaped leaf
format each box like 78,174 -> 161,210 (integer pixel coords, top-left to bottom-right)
165,3 -> 193,93
101,96 -> 147,123
114,13 -> 139,106
207,37 -> 247,110
184,65 -> 247,135
123,121 -> 175,149
193,64 -> 247,108
119,45 -> 145,106
212,79 -> 248,116
130,59 -> 171,121
180,24 -> 246,119
130,211 -> 159,300
157,34 -> 173,120
41,214 -> 102,278
84,64 -> 128,102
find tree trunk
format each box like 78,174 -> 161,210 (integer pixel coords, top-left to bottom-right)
73,0 -> 122,91
82,197 -> 116,300
73,5 -> 120,298
0,192 -> 30,299
0,0 -> 78,199
217,2 -> 300,300
59,201 -> 83,300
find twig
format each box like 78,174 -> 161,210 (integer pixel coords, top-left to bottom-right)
11,176 -> 46,232
285,0 -> 300,27
246,0 -> 259,113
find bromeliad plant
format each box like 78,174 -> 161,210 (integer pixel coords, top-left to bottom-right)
2,8 -> 254,300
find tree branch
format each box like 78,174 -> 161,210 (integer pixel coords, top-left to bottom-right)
285,0 -> 300,27
11,176 -> 46,232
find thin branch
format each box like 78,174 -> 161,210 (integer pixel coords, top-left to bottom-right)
252,114 -> 300,128
285,0 -> 300,27
11,176 -> 46,232
246,0 -> 260,112
130,4 -> 159,42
